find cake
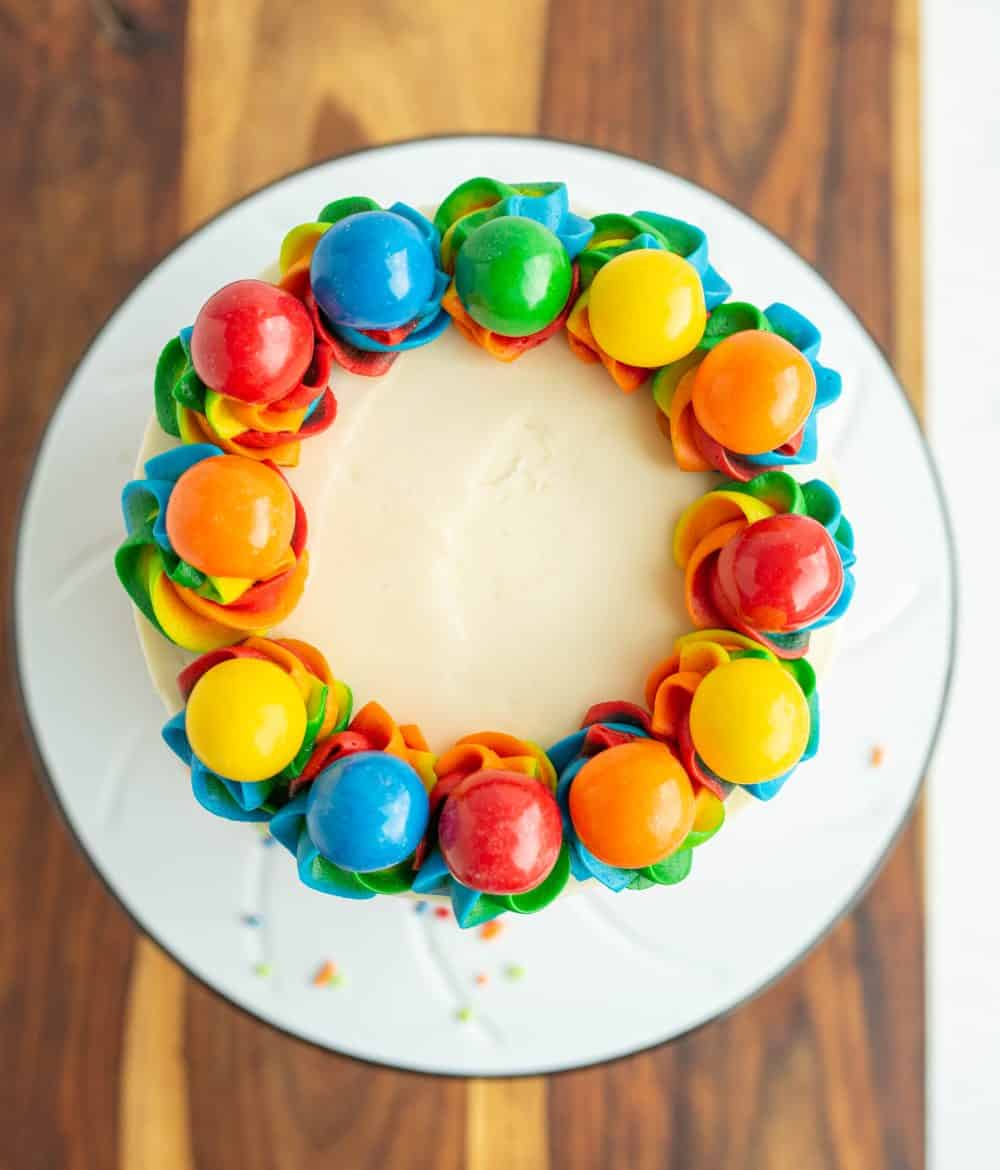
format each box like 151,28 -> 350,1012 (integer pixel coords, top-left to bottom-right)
116,177 -> 854,927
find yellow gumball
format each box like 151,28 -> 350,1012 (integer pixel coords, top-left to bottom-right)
688,657 -> 809,784
588,250 -> 706,368
186,658 -> 307,783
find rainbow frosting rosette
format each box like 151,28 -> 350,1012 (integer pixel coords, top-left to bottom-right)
161,637 -> 351,821
115,444 -> 309,651
566,210 -> 731,391
674,471 -> 856,658
652,301 -> 841,478
436,178 -> 594,360
550,713 -> 726,892
154,285 -> 337,469
410,731 -> 569,928
644,630 -> 820,801
278,197 -> 450,377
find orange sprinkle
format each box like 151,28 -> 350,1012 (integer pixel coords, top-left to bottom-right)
478,920 -> 504,941
475,972 -> 489,986
311,960 -> 337,987
870,745 -> 886,768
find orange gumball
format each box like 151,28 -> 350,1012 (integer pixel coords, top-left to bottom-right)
569,740 -> 696,869
166,455 -> 296,580
691,331 -> 816,455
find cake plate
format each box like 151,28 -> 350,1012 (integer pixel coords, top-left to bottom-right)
14,136 -> 954,1076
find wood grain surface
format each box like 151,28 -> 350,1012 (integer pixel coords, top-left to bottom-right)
0,1 -> 924,1168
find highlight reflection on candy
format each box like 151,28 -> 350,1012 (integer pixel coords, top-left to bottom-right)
116,445 -> 309,650
674,471 -> 856,657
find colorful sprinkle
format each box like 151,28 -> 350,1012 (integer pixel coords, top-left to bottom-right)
478,920 -> 504,941
504,964 -> 526,982
240,913 -> 262,927
474,972 -> 489,986
252,962 -> 272,978
414,900 -> 429,915
870,744 -> 886,768
434,906 -> 451,920
311,960 -> 338,987
455,1006 -> 474,1023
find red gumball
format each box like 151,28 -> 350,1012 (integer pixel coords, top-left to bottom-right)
191,280 -> 315,404
715,513 -> 844,632
438,770 -> 563,895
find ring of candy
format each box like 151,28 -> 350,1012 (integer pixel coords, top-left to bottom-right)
117,177 -> 855,927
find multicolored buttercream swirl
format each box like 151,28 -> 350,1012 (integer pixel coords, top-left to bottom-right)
155,279 -> 337,468
674,471 -> 856,657
435,178 -> 593,361
279,197 -> 450,376
162,636 -> 350,820
644,629 -> 820,801
409,732 -> 569,927
652,301 -> 841,477
566,210 -> 731,391
115,445 -> 309,650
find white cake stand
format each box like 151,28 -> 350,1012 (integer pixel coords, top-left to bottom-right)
14,137 -> 954,1076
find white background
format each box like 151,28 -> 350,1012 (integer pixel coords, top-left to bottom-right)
925,0 -> 1000,1162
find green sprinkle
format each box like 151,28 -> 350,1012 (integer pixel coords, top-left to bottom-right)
504,964 -> 526,982
253,962 -> 272,978
455,1006 -> 474,1023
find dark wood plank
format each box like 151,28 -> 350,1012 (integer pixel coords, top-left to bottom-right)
0,3 -> 187,1170
542,1 -> 923,1167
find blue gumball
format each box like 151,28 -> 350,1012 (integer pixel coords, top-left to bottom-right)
310,211 -> 436,331
305,751 -> 429,872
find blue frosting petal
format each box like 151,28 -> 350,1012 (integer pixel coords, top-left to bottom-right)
295,829 -> 375,899
412,847 -> 451,893
161,711 -> 192,765
190,757 -> 271,822
269,792 -> 309,855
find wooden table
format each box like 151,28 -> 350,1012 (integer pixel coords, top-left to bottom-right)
1,2 -> 924,1167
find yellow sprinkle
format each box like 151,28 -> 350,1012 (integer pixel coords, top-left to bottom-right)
870,745 -> 886,768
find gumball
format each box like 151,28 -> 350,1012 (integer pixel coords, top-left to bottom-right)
454,216 -> 573,337
568,740 -> 695,868
688,657 -> 810,784
691,330 -> 816,454
588,249 -> 706,368
305,751 -> 430,872
310,210 -> 436,330
186,658 -> 306,783
716,514 -> 844,632
166,455 -> 296,580
438,770 -> 562,894
191,280 -> 314,404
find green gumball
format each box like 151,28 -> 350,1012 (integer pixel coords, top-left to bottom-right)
455,216 -> 573,338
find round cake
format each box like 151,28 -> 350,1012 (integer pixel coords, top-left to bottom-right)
116,177 -> 855,928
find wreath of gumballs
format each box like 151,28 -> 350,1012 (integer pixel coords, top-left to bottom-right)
117,176 -> 854,928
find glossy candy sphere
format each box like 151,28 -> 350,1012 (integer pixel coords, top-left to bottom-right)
569,740 -> 695,868
716,514 -> 844,632
191,280 -> 314,405
305,751 -> 430,872
310,211 -> 436,331
689,657 -> 810,784
691,330 -> 816,454
455,216 -> 573,337
438,770 -> 563,894
166,455 -> 296,580
186,658 -> 306,783
588,249 -> 706,368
